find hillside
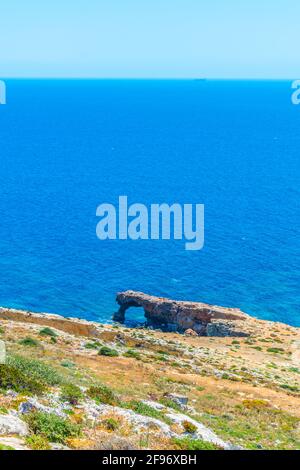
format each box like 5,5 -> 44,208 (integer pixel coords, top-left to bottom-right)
0,306 -> 299,450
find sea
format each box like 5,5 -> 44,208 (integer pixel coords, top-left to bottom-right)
0,79 -> 299,326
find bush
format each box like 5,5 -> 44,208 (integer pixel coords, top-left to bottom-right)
123,349 -> 141,360
267,348 -> 285,354
7,355 -> 62,387
160,397 -> 182,412
84,342 -> 99,350
39,327 -> 57,338
126,401 -> 168,423
0,364 -> 45,394
182,420 -> 197,434
61,384 -> 83,405
19,337 -> 39,347
0,444 -> 15,450
172,437 -> 220,450
25,412 -> 81,444
87,385 -> 119,406
60,360 -> 75,368
98,346 -> 119,357
242,399 -> 269,410
25,434 -> 51,450
101,417 -> 119,431
92,435 -> 135,450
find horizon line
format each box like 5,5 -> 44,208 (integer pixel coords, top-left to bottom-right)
0,77 -> 298,81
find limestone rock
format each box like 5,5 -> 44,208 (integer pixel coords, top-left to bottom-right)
164,393 -> 189,407
0,413 -> 28,437
184,328 -> 198,336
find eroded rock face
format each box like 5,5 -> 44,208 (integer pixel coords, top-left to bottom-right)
114,291 -> 250,337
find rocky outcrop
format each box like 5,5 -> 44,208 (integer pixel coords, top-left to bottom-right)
0,413 -> 29,437
114,291 -> 250,336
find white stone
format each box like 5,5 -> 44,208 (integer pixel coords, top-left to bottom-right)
0,413 -> 28,437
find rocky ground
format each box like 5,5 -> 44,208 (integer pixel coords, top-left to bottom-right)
0,308 -> 299,450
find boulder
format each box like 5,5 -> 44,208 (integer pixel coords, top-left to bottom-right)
0,413 -> 28,436
184,328 -> 198,336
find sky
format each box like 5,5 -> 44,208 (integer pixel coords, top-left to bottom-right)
0,0 -> 299,78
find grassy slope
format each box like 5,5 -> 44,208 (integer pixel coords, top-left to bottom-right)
0,313 -> 299,450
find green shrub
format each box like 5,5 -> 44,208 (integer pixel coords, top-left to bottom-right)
60,360 -> 75,368
61,384 -> 83,405
7,355 -> 62,386
39,327 -> 57,338
126,401 -> 170,423
280,384 -> 299,392
267,348 -> 285,354
157,350 -> 169,355
25,412 -> 81,444
0,444 -> 15,450
102,417 -> 119,431
84,342 -> 99,350
0,364 -> 45,394
19,337 -> 39,347
25,434 -> 51,450
123,349 -> 141,360
87,385 -> 119,406
98,346 -> 119,357
172,437 -> 220,450
182,420 -> 197,434
160,397 -> 182,412
0,326 -> 4,335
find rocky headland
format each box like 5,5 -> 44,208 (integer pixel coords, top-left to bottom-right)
114,290 -> 250,336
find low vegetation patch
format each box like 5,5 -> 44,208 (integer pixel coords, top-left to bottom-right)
267,347 -> 285,354
19,337 -> 39,347
182,420 -> 197,434
172,437 -> 220,450
101,417 -> 120,431
0,364 -> 45,394
61,384 -> 83,405
25,412 -> 81,444
87,384 -> 119,406
0,443 -> 15,450
123,349 -> 141,360
98,346 -> 119,357
125,400 -> 171,424
7,355 -> 62,387
25,434 -> 51,450
39,327 -> 57,338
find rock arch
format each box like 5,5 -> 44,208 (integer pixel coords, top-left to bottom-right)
113,290 -> 250,336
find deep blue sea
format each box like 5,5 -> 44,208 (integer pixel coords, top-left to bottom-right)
0,80 -> 299,326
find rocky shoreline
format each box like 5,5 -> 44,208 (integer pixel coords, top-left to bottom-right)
0,290 -> 295,339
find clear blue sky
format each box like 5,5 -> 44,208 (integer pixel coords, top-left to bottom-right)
0,0 -> 299,78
